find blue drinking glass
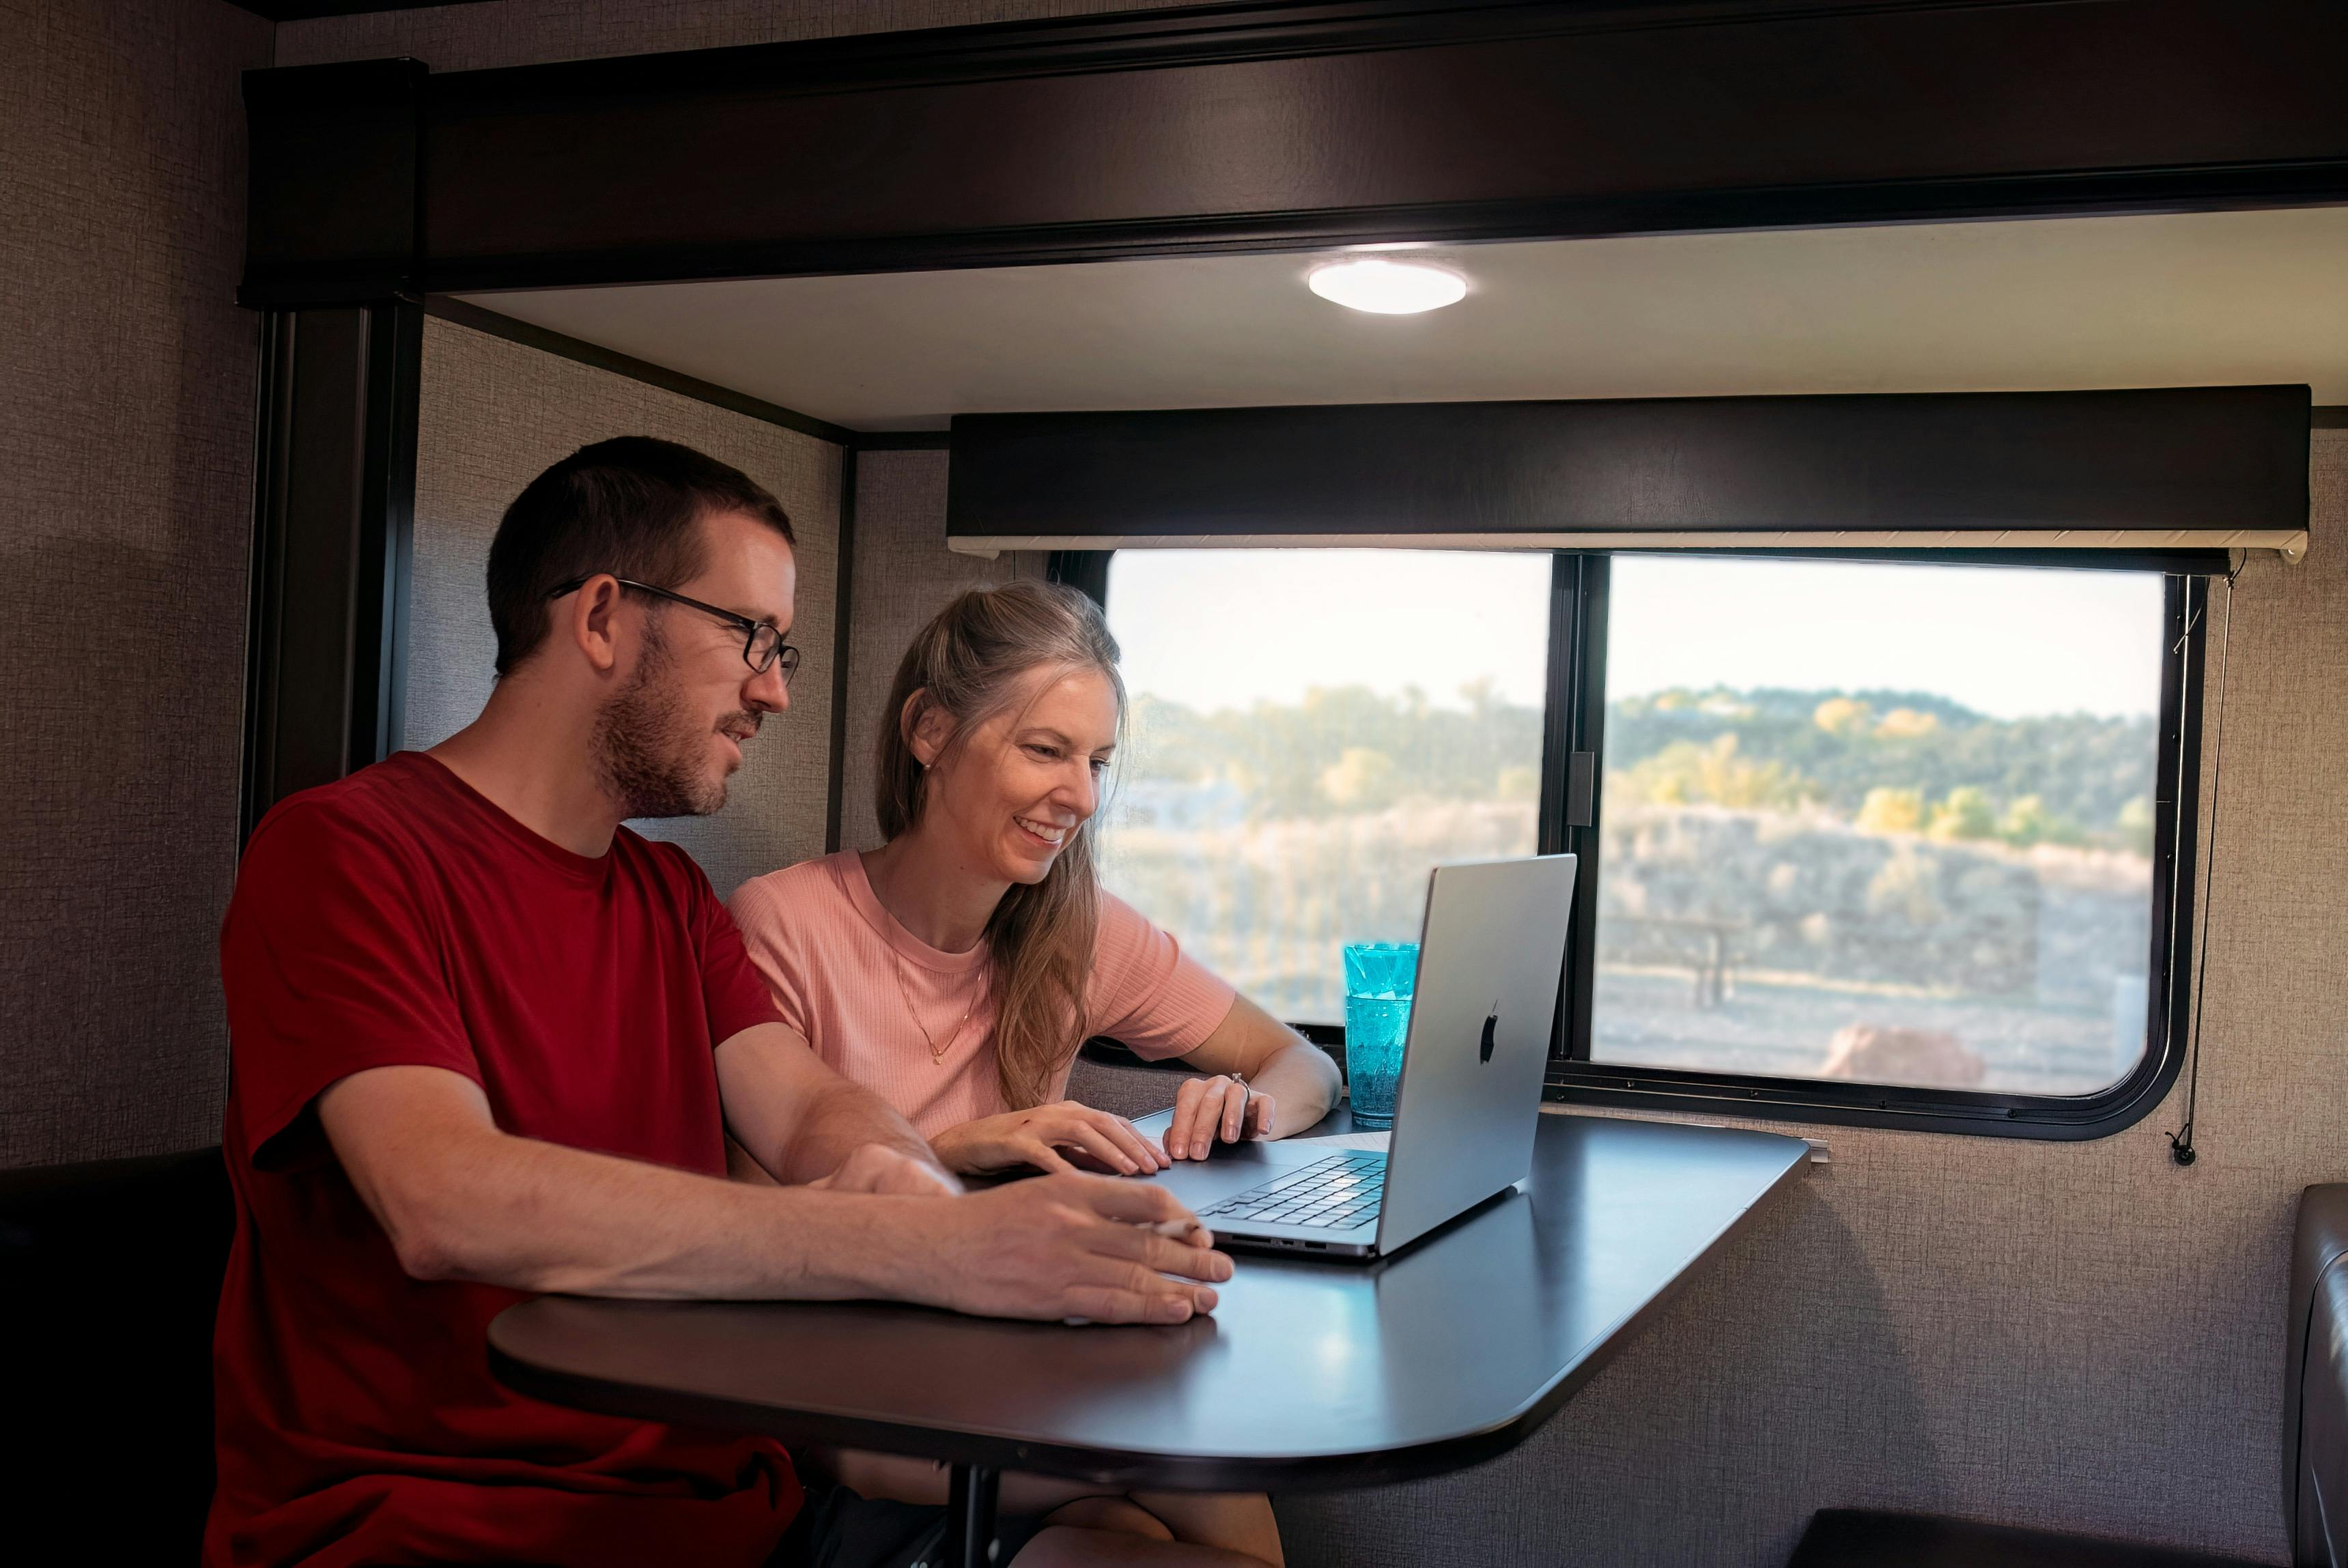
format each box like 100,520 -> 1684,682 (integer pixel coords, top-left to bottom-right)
1342,942 -> 1419,1130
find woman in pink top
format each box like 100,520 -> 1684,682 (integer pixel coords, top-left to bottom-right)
729,581 -> 1338,1567
729,582 -> 1340,1178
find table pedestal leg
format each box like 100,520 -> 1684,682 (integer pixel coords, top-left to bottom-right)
942,1462 -> 1000,1568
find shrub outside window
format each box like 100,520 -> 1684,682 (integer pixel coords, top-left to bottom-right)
1586,556 -> 2168,1098
1097,549 -> 1551,1024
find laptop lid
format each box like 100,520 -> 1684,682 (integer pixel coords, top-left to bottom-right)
1372,853 -> 1577,1256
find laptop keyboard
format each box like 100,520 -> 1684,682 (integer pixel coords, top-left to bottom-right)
1199,1152 -> 1385,1231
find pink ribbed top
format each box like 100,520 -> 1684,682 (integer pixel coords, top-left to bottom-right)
726,851 -> 1236,1137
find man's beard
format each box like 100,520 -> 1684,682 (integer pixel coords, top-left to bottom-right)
591,628 -> 746,820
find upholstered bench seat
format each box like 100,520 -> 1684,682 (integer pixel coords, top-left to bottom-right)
1787,1509 -> 2267,1567
0,1145 -> 231,1562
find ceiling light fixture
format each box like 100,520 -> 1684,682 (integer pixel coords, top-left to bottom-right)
1306,257 -> 1468,314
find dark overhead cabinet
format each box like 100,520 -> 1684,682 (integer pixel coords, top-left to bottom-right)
944,388 -> 2313,561
240,0 -> 2348,302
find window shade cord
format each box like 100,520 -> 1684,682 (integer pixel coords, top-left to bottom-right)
2168,565 -> 2237,1168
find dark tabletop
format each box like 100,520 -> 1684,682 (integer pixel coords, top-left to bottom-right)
489,1111 -> 1809,1492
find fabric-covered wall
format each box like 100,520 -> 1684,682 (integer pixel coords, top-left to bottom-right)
834,448 -> 1047,854
0,0 -> 272,1169
410,316 -> 843,896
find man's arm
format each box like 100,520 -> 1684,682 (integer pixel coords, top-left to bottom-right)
315,1063 -> 1230,1321
1165,995 -> 1344,1158
714,1021 -> 951,1190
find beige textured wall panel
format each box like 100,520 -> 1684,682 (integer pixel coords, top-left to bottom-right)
834,448 -> 1045,853
1279,433 -> 2348,1568
0,0 -> 272,1168
412,317 -> 842,896
277,0 -> 1198,72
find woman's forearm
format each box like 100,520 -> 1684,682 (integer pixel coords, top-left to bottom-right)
1176,996 -> 1345,1144
1247,1038 -> 1341,1136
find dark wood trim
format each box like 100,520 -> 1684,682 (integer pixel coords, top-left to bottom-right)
946,389 -> 2313,550
240,304 -> 423,838
422,296 -> 855,446
1044,551 -> 1114,607
1550,554 -> 1609,1078
825,448 -> 860,855
242,0 -> 2348,302
1533,553 -> 1574,861
851,432 -> 954,451
231,1 -> 493,18
240,311 -> 294,839
244,59 -> 425,304
2315,406 -> 2348,429
365,304 -> 423,765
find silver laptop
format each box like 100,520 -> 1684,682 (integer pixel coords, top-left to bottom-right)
1132,854 -> 1576,1261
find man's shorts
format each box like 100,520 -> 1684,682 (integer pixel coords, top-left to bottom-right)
772,1484 -> 1043,1568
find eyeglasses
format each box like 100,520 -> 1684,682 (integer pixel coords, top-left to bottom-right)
547,575 -> 801,687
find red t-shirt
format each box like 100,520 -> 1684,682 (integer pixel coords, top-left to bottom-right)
206,752 -> 797,1568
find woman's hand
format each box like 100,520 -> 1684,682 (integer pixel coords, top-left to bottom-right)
1164,1073 -> 1277,1161
931,1102 -> 1172,1177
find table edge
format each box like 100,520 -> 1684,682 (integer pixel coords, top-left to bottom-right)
489,1128 -> 1813,1492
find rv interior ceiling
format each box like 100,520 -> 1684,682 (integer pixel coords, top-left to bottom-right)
461,208 -> 2348,431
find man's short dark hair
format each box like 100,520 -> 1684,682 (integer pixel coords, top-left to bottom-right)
486,436 -> 795,676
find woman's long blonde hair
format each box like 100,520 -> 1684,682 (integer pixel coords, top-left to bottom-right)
875,581 -> 1125,1110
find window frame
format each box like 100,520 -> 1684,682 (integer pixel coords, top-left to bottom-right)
1073,548 -> 2209,1141
1548,554 -> 2208,1140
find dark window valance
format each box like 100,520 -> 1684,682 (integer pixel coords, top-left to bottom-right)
946,386 -> 2310,568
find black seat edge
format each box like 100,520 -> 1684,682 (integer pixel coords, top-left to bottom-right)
2292,1185 -> 2348,1567
1787,1509 -> 2267,1567
0,1144 -> 231,1562
0,1143 -> 227,1203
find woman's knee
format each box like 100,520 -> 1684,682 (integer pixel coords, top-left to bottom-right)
1128,1491 -> 1283,1563
1039,1496 -> 1177,1540
1013,1523 -> 1276,1568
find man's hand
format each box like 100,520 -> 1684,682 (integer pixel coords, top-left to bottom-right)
810,1143 -> 963,1197
931,1102 -> 1170,1178
1164,1073 -> 1276,1161
914,1174 -> 1232,1324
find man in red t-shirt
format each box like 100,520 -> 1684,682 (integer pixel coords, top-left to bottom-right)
208,437 -> 1230,1568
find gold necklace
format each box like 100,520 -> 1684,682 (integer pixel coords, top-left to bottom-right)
887,947 -> 990,1065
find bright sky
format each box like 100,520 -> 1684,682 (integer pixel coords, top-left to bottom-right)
1607,556 -> 2167,719
1107,550 -> 1553,711
1106,550 -> 2168,721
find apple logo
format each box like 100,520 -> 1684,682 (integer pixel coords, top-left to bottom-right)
1479,1003 -> 1499,1063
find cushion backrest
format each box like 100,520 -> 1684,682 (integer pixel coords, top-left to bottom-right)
0,1147 -> 231,1560
2290,1184 -> 2348,1567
